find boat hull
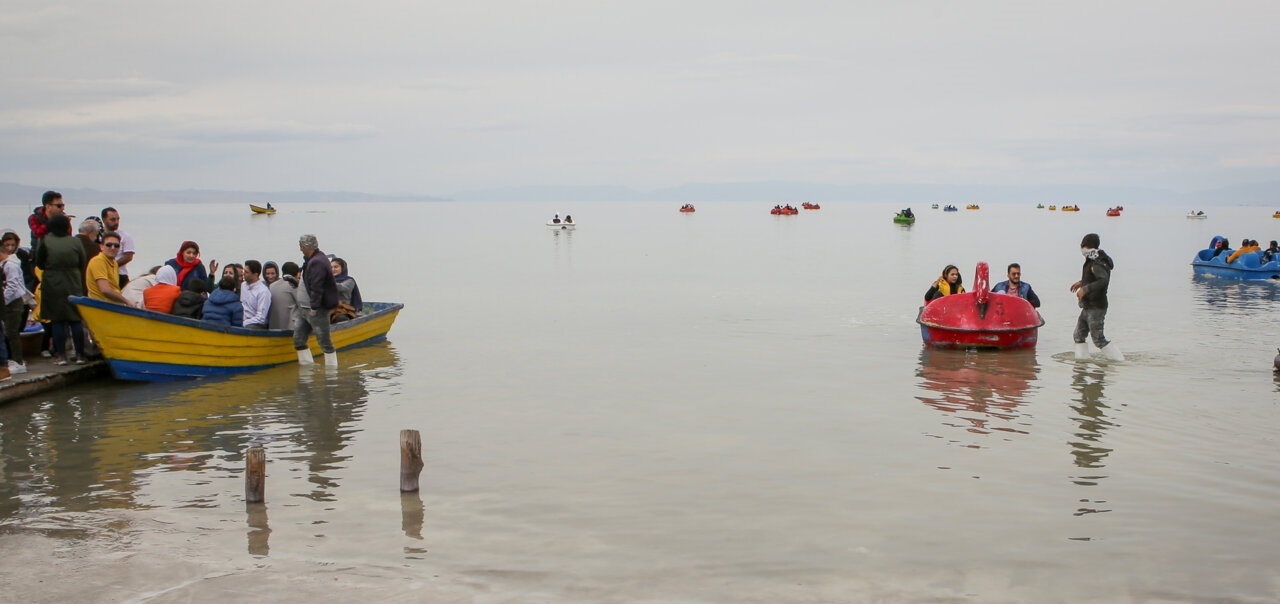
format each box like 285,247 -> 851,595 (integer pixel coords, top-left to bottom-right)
249,204 -> 276,214
1190,249 -> 1280,280
70,296 -> 403,381
893,215 -> 916,224
546,221 -> 575,229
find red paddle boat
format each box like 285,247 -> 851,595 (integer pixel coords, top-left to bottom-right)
916,262 -> 1045,349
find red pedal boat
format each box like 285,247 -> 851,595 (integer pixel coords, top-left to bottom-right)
916,262 -> 1045,349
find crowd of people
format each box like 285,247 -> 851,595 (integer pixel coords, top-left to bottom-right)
923,232 -> 1123,361
0,190 -> 364,379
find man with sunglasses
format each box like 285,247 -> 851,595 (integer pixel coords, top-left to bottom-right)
28,190 -> 68,259
85,231 -> 132,307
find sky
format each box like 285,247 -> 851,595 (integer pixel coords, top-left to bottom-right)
3,1 -> 1279,197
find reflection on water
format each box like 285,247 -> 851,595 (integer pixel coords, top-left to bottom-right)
0,343 -> 400,530
914,347 -> 1040,446
1068,363 -> 1114,517
1191,273 -> 1280,314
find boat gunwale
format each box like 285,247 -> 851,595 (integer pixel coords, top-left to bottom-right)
69,296 -> 403,337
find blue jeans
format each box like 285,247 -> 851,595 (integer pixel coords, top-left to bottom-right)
292,308 -> 334,354
1073,308 -> 1110,348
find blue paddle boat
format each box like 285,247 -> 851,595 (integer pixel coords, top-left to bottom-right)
1191,236 -> 1280,280
943,205 -> 958,212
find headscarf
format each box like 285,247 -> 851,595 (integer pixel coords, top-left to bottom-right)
331,257 -> 363,309
156,265 -> 178,286
173,241 -> 201,287
263,260 -> 279,284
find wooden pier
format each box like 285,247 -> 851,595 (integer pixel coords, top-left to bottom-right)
0,356 -> 111,406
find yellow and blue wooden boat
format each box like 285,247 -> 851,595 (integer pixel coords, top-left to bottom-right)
70,296 -> 403,381
249,203 -> 276,214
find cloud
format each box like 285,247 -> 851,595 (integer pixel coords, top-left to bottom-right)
0,115 -> 376,147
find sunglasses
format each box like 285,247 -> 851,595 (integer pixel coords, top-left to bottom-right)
103,242 -> 120,248
52,203 -> 65,208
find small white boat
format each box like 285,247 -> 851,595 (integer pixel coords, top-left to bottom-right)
1187,210 -> 1207,219
546,220 -> 576,229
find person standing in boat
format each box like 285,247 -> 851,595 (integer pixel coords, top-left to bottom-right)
294,234 -> 339,367
924,265 -> 964,303
1070,233 -> 1122,361
992,263 -> 1041,308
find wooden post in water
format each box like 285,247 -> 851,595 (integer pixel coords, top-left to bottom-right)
400,429 -> 424,492
245,446 -> 266,503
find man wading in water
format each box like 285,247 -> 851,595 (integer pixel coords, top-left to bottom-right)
1070,232 -> 1123,361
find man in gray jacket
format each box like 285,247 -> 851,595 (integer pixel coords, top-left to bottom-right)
293,234 -> 340,367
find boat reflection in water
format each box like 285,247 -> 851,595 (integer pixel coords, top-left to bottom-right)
0,343 -> 401,548
914,347 -> 1040,446
1190,273 -> 1280,315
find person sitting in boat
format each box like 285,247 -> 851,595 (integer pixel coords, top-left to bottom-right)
144,265 -> 183,313
165,241 -> 210,291
564,215 -> 573,224
924,264 -> 964,303
991,262 -> 1041,308
209,263 -> 243,295
1208,235 -> 1229,258
551,213 -> 561,224
1227,239 -> 1260,263
239,260 -> 271,330
84,231 -> 133,307
901,208 -> 914,219
329,257 -> 361,323
262,261 -> 280,286
266,203 -> 273,210
267,261 -> 300,330
171,279 -> 208,319
202,276 -> 243,327
121,265 -> 160,308
1263,240 -> 1279,263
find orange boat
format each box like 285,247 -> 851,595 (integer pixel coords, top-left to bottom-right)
770,205 -> 799,215
1106,207 -> 1121,217
679,204 -> 696,213
802,202 -> 821,210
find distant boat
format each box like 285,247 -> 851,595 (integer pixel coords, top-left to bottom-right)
802,202 -> 821,210
679,204 -> 696,213
943,205 -> 958,212
1106,207 -> 1122,217
931,204 -> 939,209
1187,210 -> 1207,219
1036,204 -> 1044,209
893,210 -> 916,224
966,204 -> 980,210
249,203 -> 276,214
547,220 -> 576,229
1048,205 -> 1057,211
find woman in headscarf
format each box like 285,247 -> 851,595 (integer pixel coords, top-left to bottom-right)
329,257 -> 362,322
143,265 -> 183,314
262,261 -> 280,286
34,214 -> 88,365
164,241 -> 209,292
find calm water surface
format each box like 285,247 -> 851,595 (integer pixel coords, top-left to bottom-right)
1,200 -> 1278,602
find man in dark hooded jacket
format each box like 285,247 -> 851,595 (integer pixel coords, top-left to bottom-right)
1070,233 -> 1122,361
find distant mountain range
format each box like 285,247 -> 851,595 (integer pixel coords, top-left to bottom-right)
3,180 -> 1278,206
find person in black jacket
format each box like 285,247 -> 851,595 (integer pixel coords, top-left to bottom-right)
1070,233 -> 1122,361
293,234 -> 339,368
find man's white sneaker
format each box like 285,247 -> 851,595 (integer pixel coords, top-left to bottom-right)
8,361 -> 27,375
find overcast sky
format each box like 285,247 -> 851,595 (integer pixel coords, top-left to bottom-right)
3,1 -> 1278,196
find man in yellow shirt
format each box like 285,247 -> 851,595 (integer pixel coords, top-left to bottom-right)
85,231 -> 132,306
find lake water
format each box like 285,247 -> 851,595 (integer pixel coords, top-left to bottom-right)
1,200 -> 1278,602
